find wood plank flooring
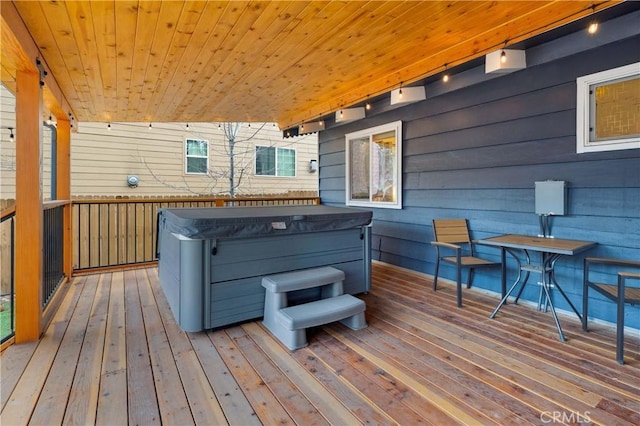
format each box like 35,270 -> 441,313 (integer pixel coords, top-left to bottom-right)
1,262 -> 639,425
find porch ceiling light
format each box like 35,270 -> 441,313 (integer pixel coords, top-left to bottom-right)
486,49 -> 526,74
335,107 -> 365,123
298,120 -> 324,134
390,86 -> 425,106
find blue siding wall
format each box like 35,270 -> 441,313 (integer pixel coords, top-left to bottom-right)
318,26 -> 640,328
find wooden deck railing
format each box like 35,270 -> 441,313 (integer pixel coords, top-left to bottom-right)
1,206 -> 16,343
43,202 -> 67,308
72,196 -> 320,271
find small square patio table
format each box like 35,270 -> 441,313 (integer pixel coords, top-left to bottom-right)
478,234 -> 596,341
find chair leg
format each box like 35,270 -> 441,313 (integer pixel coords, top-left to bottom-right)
433,258 -> 440,291
456,259 -> 463,308
582,266 -> 589,332
616,275 -> 625,365
466,269 -> 474,289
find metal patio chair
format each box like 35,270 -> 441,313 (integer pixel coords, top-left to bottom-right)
431,219 -> 500,308
583,257 -> 640,364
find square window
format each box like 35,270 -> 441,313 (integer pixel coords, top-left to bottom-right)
185,138 -> 209,174
346,121 -> 402,209
576,63 -> 640,153
256,146 -> 296,177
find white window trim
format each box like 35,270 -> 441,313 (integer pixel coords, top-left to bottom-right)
255,145 -> 297,177
576,62 -> 640,153
184,138 -> 209,175
345,120 -> 402,209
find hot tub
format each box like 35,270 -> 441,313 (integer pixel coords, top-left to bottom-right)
157,205 -> 372,331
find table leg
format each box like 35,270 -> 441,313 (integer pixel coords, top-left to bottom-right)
541,269 -> 566,342
549,257 -> 582,320
500,248 -> 506,298
513,249 -> 531,304
490,248 -> 524,319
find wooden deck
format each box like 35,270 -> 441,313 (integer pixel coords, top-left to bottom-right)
2,262 -> 639,425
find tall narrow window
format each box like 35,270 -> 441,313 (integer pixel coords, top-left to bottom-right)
346,121 -> 402,209
255,146 -> 296,177
185,138 -> 208,174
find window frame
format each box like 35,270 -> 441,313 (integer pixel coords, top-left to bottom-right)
255,145 -> 297,177
345,120 -> 403,209
184,138 -> 209,175
576,62 -> 640,153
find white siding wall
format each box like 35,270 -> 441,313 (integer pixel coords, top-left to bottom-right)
72,121 -> 318,197
0,84 -> 318,201
0,84 -> 17,207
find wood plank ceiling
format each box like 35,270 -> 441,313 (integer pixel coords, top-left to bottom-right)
1,1 -> 620,129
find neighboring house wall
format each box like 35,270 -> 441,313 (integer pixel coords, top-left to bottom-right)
71,121 -> 318,197
318,15 -> 640,328
0,84 -> 17,208
0,85 -> 318,200
0,85 -> 55,206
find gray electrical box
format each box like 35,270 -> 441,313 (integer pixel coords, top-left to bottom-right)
535,181 -> 566,216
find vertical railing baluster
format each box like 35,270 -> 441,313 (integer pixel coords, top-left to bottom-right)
70,196 -> 320,271
1,212 -> 17,342
42,205 -> 66,308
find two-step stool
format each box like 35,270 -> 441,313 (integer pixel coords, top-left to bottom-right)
261,266 -> 367,350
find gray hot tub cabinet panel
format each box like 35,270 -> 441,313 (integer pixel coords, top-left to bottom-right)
158,234 -> 205,332
158,205 -> 372,331
209,229 -> 365,281
208,260 -> 365,328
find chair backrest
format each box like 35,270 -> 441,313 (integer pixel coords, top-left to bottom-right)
433,219 -> 472,245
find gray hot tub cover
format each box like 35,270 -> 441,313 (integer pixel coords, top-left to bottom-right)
158,205 -> 372,240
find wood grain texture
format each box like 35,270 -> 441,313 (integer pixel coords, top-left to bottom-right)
1,263 -> 638,424
3,1 -> 622,127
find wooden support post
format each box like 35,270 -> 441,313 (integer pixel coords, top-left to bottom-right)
56,119 -> 73,278
15,68 -> 44,342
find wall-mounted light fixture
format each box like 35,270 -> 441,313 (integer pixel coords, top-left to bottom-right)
390,86 -> 425,106
309,159 -> 317,173
298,120 -> 324,134
127,175 -> 139,188
486,49 -> 526,74
442,64 -> 450,82
335,107 -> 365,123
8,127 -> 15,141
587,5 -> 598,34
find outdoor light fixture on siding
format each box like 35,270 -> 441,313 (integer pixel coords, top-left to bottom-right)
107,123 -> 111,130
587,5 -> 598,34
335,107 -> 366,123
390,86 -> 425,105
127,175 -> 139,188
8,127 -> 14,141
485,49 -> 526,74
309,159 -> 317,173
298,120 -> 324,134
442,64 -> 450,83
